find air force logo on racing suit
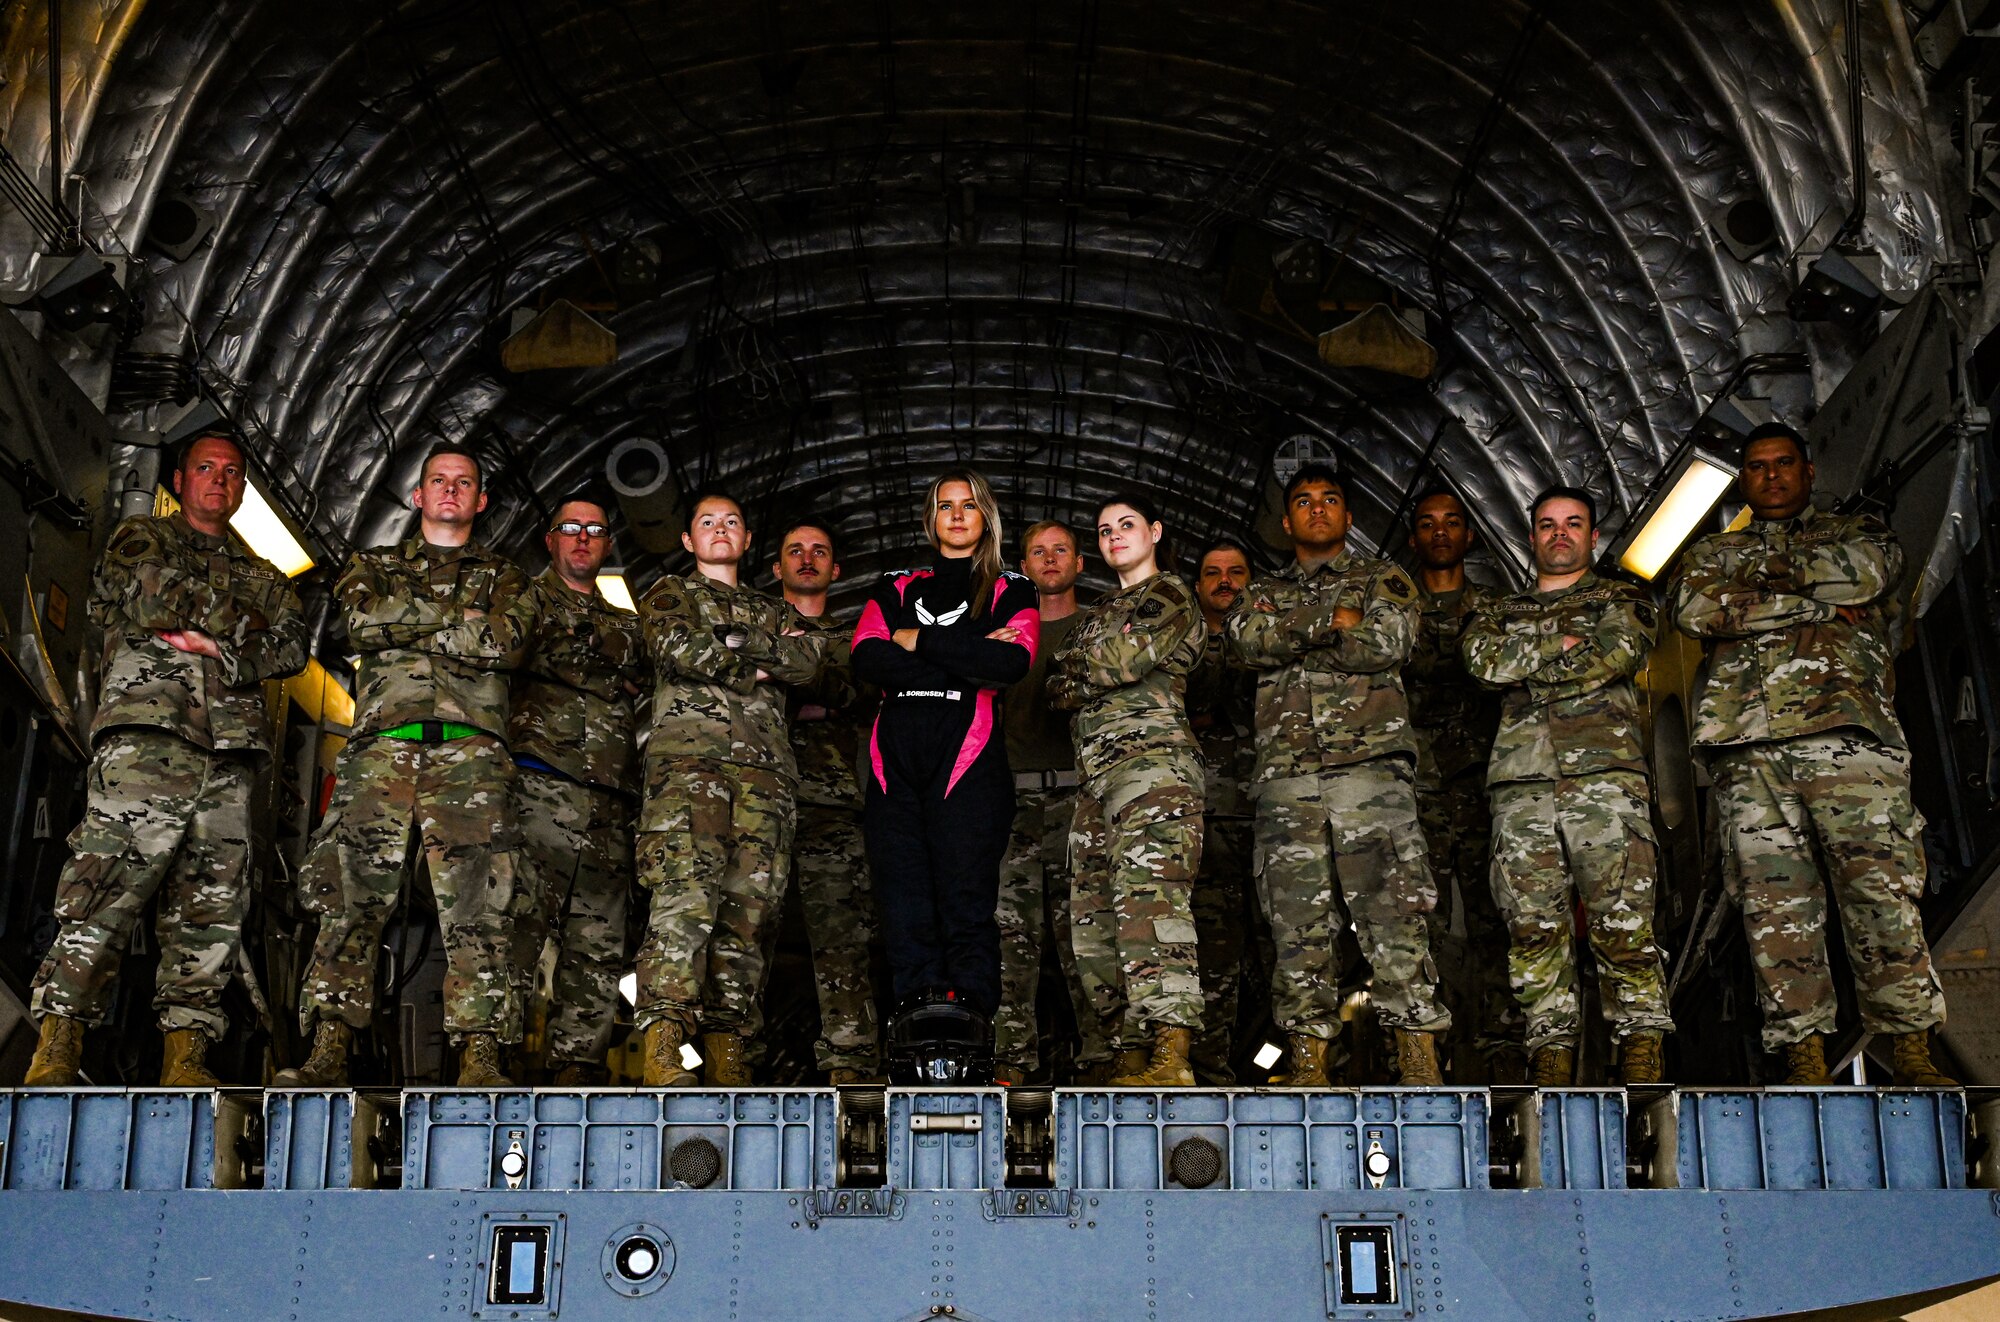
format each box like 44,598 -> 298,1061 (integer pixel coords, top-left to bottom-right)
915,599 -> 969,627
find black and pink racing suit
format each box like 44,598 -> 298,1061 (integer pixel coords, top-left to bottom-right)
851,556 -> 1039,1015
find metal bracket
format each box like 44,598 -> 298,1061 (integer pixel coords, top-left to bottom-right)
1363,1132 -> 1392,1190
982,1189 -> 1079,1220
804,1187 -> 904,1225
499,1130 -> 527,1190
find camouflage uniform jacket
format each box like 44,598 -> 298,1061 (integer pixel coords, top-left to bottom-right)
508,567 -> 645,793
1224,550 -> 1422,787
1461,570 -> 1657,787
340,536 -> 536,739
1047,571 -> 1204,785
788,608 -> 866,810
1185,628 -> 1257,817
1406,582 -> 1503,790
636,572 -> 825,783
1669,506 -> 1905,751
88,511 -> 307,755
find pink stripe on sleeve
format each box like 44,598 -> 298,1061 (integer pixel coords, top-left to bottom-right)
944,689 -> 997,796
853,597 -> 892,647
1005,606 -> 1040,666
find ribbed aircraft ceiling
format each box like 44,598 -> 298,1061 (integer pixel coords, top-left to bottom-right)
0,0 -> 1952,614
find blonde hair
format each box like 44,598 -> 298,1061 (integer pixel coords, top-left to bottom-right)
924,467 -> 1005,618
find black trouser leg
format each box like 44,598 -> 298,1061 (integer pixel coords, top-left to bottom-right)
865,771 -> 947,1003
929,759 -> 1012,1017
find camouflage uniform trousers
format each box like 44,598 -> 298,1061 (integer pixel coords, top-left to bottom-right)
1191,813 -> 1255,1082
1712,731 -> 1946,1049
512,770 -> 634,1065
299,733 -> 528,1042
1253,759 -> 1449,1038
1418,771 -> 1525,1067
792,801 -> 880,1072
31,728 -> 253,1039
1069,750 -> 1205,1042
1488,770 -> 1673,1052
996,785 -> 1113,1074
633,757 -> 794,1037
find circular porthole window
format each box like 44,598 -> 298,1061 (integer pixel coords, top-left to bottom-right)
601,1224 -> 675,1297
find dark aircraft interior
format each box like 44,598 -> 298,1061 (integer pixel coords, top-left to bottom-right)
0,0 -> 1995,1104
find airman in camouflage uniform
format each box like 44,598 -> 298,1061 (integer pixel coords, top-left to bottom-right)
633,492 -> 825,1086
1462,486 -> 1672,1086
1226,463 -> 1448,1086
508,499 -> 645,1084
1050,499 -> 1206,1086
26,435 -> 306,1088
1185,542 -> 1265,1084
996,520 -> 1110,1083
284,444 -> 537,1089
1670,425 -> 1951,1086
773,520 -> 882,1084
1403,489 -> 1525,1082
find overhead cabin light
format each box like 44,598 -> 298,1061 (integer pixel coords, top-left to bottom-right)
33,253 -> 132,332
1614,448 -> 1737,581
231,478 -> 315,577
1787,250 -> 1885,331
596,572 -> 637,613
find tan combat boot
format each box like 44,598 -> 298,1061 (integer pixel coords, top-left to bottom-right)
24,1015 -> 85,1087
1890,1031 -> 1957,1087
1781,1036 -> 1831,1086
1618,1032 -> 1665,1086
456,1034 -> 514,1088
159,1029 -> 222,1088
641,1022 -> 699,1087
1113,1045 -> 1149,1077
1278,1033 -> 1331,1087
702,1032 -> 752,1086
274,1021 -> 351,1087
1529,1043 -> 1576,1087
1395,1030 -> 1443,1086
1108,1026 -> 1195,1087
829,1068 -> 884,1086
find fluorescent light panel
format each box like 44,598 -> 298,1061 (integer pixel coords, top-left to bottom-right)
1619,457 -> 1735,581
596,573 -> 636,612
230,480 -> 315,576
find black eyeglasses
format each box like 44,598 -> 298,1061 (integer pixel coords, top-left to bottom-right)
551,521 -> 610,538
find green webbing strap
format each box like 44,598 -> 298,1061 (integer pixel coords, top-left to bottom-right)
376,720 -> 482,742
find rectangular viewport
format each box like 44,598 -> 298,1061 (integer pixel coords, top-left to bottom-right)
488,1225 -> 551,1306
1334,1224 -> 1398,1307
